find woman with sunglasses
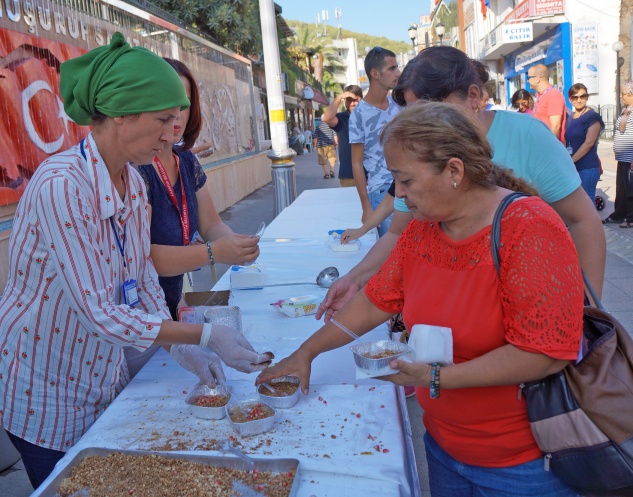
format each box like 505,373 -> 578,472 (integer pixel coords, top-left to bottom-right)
511,89 -> 534,114
565,83 -> 604,204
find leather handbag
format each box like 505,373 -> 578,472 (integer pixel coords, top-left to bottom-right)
492,192 -> 633,496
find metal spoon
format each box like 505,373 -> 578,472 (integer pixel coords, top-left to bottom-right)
220,438 -> 255,468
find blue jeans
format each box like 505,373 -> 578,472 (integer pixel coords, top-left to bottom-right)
423,432 -> 580,497
368,183 -> 393,237
6,430 -> 65,490
577,167 -> 600,204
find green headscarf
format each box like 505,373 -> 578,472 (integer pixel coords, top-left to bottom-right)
60,32 -> 190,125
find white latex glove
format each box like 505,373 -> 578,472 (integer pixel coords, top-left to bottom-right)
170,344 -> 226,387
200,324 -> 273,373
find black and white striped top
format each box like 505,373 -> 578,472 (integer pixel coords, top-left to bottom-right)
614,109 -> 633,162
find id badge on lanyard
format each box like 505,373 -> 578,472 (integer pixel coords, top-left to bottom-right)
109,207 -> 139,307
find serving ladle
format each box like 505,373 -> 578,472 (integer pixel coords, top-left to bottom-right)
235,266 -> 340,289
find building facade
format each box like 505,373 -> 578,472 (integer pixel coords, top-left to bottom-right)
463,0 -> 621,117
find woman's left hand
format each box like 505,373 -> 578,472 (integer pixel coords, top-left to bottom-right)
378,360 -> 432,387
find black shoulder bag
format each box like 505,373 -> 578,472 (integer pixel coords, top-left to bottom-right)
493,192 -> 633,497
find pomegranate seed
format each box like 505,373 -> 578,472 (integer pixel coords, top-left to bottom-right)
356,413 -> 361,418
383,448 -> 390,453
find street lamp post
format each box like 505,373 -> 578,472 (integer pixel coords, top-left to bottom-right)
436,22 -> 445,46
259,0 -> 296,216
408,24 -> 417,51
613,40 -> 625,116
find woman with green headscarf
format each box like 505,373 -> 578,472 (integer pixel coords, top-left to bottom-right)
0,33 -> 272,489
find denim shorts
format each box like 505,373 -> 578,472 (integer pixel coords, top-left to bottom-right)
423,432 -> 580,497
368,183 -> 393,237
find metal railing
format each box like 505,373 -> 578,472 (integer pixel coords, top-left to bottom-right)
285,63 -> 324,94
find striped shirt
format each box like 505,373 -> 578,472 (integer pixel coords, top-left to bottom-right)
614,110 -> 633,162
314,121 -> 336,148
0,133 -> 169,451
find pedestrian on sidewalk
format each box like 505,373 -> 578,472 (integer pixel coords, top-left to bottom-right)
528,64 -> 567,144
604,81 -> 633,228
349,47 -> 402,236
314,117 -> 338,179
565,83 -> 604,203
322,85 -> 363,187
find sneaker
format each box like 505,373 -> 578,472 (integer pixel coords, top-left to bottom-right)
404,386 -> 416,398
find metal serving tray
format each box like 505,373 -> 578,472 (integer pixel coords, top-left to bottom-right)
39,447 -> 300,497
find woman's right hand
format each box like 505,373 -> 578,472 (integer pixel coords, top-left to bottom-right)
340,228 -> 364,244
203,324 -> 273,373
256,348 -> 313,395
212,233 -> 260,265
315,275 -> 361,322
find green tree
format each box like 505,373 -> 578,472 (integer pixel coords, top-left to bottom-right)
153,0 -> 262,56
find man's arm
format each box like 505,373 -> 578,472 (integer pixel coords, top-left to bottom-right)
351,143 -> 372,221
548,114 -> 563,140
323,95 -> 343,127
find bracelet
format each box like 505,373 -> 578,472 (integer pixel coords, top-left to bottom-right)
430,362 -> 441,399
206,241 -> 215,265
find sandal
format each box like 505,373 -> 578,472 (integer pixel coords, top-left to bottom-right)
323,174 -> 330,179
620,221 -> 633,229
329,171 -> 335,178
603,216 -> 624,224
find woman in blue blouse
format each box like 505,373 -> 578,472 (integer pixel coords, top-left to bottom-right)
138,59 -> 260,320
565,83 -> 604,203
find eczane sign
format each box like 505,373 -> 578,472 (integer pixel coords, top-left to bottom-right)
503,22 -> 534,44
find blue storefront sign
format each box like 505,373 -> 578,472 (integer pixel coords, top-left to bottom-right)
504,22 -> 572,106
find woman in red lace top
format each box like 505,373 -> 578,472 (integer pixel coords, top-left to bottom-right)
258,103 -> 584,496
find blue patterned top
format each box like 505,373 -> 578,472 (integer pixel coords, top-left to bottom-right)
138,148 -> 207,316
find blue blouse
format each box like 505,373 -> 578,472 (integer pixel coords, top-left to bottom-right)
138,148 -> 207,315
565,109 -> 604,171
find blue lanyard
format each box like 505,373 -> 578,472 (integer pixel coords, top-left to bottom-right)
109,217 -> 127,268
81,139 -> 128,269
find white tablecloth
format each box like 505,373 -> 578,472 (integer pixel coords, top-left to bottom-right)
32,189 -> 418,497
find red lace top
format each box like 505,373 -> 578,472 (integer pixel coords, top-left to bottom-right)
365,196 -> 583,467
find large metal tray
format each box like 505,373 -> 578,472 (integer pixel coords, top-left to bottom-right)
39,447 -> 300,497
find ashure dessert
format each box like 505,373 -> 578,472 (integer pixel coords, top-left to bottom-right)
191,394 -> 230,408
259,381 -> 299,398
362,350 -> 400,360
229,402 -> 275,423
57,452 -> 295,497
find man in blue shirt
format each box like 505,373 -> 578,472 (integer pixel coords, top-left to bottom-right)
322,85 -> 363,187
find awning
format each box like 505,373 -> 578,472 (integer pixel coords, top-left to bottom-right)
310,88 -> 329,105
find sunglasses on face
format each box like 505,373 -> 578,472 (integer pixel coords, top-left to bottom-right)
527,75 -> 537,80
570,94 -> 588,101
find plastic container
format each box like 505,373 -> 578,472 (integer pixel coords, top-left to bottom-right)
270,295 -> 321,318
351,340 -> 414,375
257,376 -> 300,409
204,306 -> 242,332
185,384 -> 232,420
226,399 -> 276,436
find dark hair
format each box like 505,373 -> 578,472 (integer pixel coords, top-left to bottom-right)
163,57 -> 201,151
510,89 -> 533,109
568,83 -> 588,99
393,46 -> 482,106
380,102 -> 538,196
344,84 -> 363,98
364,47 -> 396,79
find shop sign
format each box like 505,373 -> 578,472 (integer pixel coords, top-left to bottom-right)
529,0 -> 565,17
571,21 -> 599,93
502,22 -> 533,44
506,0 -> 530,21
515,47 -> 547,71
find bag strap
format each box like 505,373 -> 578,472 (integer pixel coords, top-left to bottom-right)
491,192 -> 529,275
490,192 -> 605,311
